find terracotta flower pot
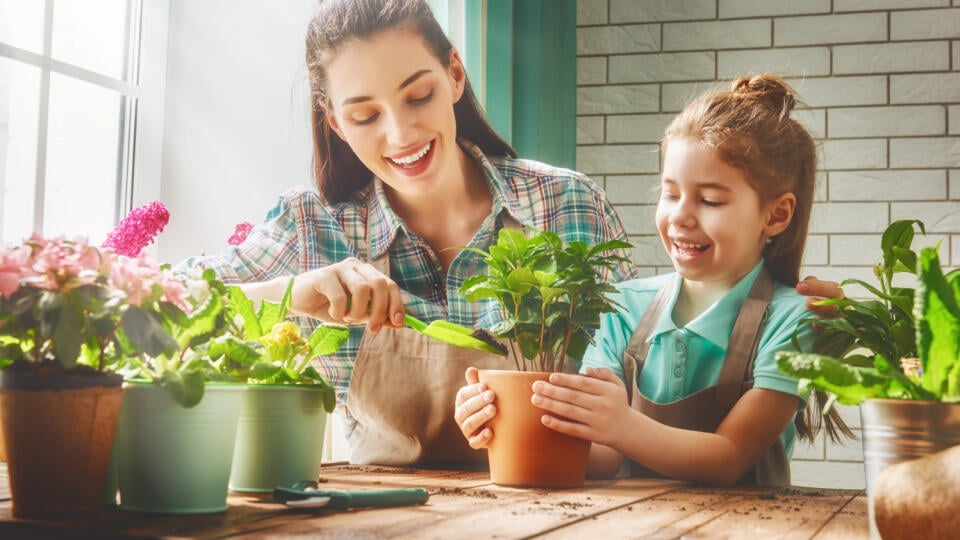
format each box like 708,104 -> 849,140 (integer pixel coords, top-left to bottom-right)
0,370 -> 124,519
478,370 -> 591,488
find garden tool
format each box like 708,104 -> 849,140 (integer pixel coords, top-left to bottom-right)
274,480 -> 429,510
403,313 -> 507,356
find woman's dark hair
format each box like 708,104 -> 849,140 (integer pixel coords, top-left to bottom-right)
306,0 -> 515,204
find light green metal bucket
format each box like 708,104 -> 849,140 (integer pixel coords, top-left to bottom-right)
229,384 -> 328,492
860,399 -> 960,538
116,382 -> 245,514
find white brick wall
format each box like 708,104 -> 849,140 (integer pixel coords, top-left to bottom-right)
577,1 -> 960,489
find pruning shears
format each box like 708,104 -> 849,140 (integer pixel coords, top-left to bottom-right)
273,480 -> 430,510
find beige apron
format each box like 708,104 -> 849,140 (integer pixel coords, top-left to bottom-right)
621,267 -> 791,486
345,217 -> 518,467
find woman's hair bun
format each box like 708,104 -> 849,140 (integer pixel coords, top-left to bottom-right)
731,75 -> 797,116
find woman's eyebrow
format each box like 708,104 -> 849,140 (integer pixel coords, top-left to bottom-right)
340,69 -> 433,107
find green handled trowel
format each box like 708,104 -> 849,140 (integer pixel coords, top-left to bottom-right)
404,314 -> 507,356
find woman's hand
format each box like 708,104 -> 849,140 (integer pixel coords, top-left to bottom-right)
291,257 -> 405,331
454,367 -> 497,449
532,367 -> 632,447
796,275 -> 844,317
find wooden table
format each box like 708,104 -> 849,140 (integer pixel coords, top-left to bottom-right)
0,463 -> 868,539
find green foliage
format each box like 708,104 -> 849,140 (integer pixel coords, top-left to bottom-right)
123,275 -> 347,411
459,228 -> 631,372
777,219 -> 960,404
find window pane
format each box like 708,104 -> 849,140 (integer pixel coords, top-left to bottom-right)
0,56 -> 40,247
52,0 -> 132,80
0,0 -> 45,54
45,72 -> 122,243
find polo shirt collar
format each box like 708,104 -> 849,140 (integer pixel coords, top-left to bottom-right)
647,261 -> 766,350
367,139 -> 535,260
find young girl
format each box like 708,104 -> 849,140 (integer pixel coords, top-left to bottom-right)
456,74 -> 848,485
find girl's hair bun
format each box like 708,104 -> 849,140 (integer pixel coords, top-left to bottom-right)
731,75 -> 796,117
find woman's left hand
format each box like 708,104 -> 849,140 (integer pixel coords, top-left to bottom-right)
531,367 -> 632,447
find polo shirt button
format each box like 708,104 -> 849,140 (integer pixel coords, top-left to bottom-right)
676,341 -> 686,352
673,368 -> 683,377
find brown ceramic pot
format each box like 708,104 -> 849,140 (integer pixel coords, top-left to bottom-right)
478,369 -> 591,488
0,370 -> 124,519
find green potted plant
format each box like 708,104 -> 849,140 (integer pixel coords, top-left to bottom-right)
459,228 -> 630,487
775,219 -> 960,538
0,234 -> 188,518
112,267 -> 256,514
226,279 -> 348,492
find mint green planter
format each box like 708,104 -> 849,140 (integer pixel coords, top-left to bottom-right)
116,382 -> 245,514
229,385 -> 328,493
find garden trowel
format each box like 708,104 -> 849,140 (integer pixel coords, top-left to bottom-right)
404,314 -> 507,356
274,482 -> 429,510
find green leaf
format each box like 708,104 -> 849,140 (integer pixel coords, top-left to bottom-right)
916,247 -> 960,398
160,369 -> 206,408
776,352 -> 888,405
121,306 -> 179,358
308,324 -> 350,357
229,285 -> 262,340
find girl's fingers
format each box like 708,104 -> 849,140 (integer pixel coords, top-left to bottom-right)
467,427 -> 493,449
540,414 -> 591,440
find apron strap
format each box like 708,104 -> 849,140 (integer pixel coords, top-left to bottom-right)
712,266 -> 773,420
622,279 -> 676,404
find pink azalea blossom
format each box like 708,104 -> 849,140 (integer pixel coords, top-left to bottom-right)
102,201 -> 170,257
110,254 -> 192,312
227,221 -> 254,246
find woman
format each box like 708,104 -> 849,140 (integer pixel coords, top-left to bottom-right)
178,0 -> 842,467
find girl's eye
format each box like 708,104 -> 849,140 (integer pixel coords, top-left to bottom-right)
702,199 -> 723,207
660,192 -> 679,201
352,113 -> 379,126
410,92 -> 433,105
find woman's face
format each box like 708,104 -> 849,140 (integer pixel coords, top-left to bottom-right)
323,27 -> 466,199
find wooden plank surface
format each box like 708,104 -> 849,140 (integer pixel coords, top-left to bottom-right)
0,463 -> 869,539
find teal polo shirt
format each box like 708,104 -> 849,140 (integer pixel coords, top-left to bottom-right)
581,262 -> 815,457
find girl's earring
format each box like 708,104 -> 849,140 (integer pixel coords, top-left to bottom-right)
765,237 -> 773,245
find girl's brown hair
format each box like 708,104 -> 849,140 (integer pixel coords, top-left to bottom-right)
664,74 -> 852,443
305,0 -> 515,204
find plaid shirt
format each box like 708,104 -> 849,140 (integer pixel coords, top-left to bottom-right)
176,140 -> 640,437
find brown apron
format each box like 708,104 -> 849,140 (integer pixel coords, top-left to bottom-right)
345,217 -> 518,467
621,266 -> 791,486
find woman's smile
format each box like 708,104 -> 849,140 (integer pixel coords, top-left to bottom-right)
385,139 -> 435,176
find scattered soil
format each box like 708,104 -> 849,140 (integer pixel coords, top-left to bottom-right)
432,487 -> 498,499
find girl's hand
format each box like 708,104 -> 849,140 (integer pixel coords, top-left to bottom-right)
796,275 -> 844,317
454,367 -> 497,449
291,257 -> 405,332
532,367 -> 632,447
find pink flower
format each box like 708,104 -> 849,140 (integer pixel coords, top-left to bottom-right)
102,201 -> 170,257
109,254 -> 192,312
227,221 -> 254,246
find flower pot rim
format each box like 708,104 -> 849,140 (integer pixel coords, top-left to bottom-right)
123,379 -> 247,389
244,382 -> 329,389
0,368 -> 123,390
860,397 -> 960,406
478,369 -> 555,376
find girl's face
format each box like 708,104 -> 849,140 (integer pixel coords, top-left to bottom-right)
655,137 -> 794,289
323,27 -> 466,199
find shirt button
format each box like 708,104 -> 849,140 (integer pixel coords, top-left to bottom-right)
676,341 -> 686,352
673,368 -> 683,377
